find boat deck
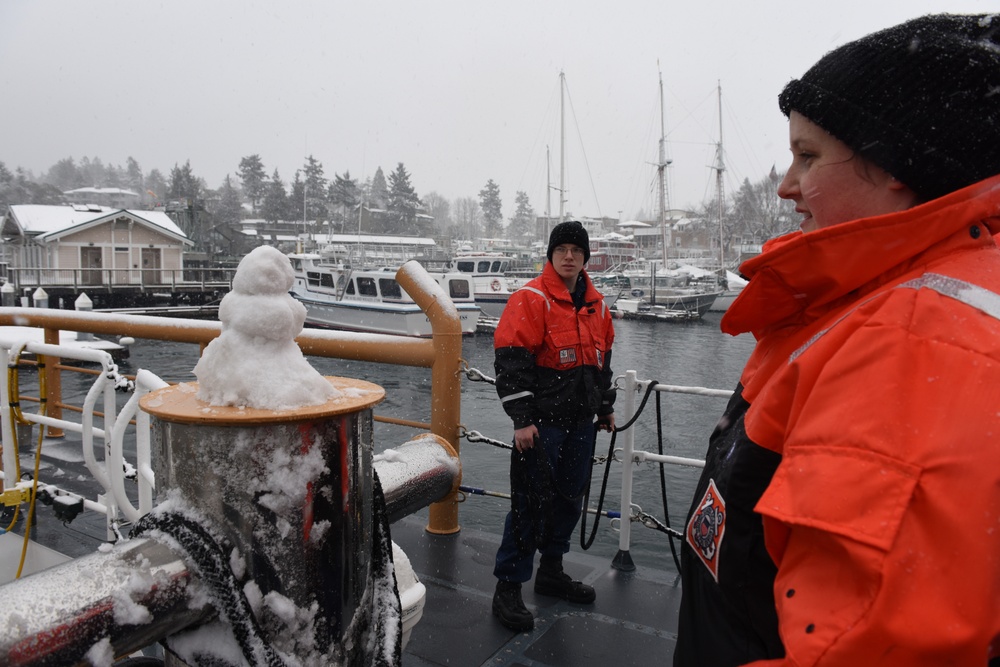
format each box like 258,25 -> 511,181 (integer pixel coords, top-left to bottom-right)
393,515 -> 681,666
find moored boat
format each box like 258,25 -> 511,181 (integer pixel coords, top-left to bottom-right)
444,251 -> 520,319
288,252 -> 481,336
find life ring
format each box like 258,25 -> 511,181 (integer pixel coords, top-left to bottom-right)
631,288 -> 644,297
491,279 -> 501,292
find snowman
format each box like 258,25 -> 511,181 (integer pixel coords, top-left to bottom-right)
194,245 -> 338,409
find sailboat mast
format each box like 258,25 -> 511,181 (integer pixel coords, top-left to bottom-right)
559,70 -> 566,223
546,145 -> 552,239
715,80 -> 726,273
657,67 -> 672,264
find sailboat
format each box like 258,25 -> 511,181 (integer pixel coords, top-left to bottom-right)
615,70 -> 722,319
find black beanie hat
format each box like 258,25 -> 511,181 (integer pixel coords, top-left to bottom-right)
778,13 -> 1000,201
547,220 -> 590,262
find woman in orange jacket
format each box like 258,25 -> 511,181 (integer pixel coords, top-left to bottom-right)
675,14 -> 1000,667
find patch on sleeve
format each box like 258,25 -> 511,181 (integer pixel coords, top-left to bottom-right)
686,478 -> 726,581
558,347 -> 577,364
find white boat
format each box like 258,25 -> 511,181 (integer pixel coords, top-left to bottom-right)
619,260 -> 722,317
445,251 -> 520,319
288,253 -> 481,336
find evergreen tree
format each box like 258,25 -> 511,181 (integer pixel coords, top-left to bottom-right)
289,171 -> 306,224
387,162 -> 421,234
301,155 -> 328,222
369,166 -> 389,209
46,157 -> 81,191
216,175 -> 243,226
478,179 -> 503,237
168,160 -> 201,202
125,157 -> 144,194
508,190 -> 535,242
79,156 -> 107,187
238,154 -> 267,215
261,169 -> 288,223
329,171 -> 360,232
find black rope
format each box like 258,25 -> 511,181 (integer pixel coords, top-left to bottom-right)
656,392 -> 682,572
580,380 -> 661,550
131,510 -> 286,667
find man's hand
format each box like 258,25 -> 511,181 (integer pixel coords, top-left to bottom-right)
596,413 -> 615,433
513,424 -> 539,452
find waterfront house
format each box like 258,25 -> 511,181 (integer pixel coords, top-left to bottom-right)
0,204 -> 202,307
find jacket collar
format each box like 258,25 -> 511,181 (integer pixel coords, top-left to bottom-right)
541,262 -> 602,304
722,174 -> 1000,338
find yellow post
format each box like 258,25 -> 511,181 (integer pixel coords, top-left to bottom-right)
395,261 -> 464,534
41,327 -> 64,438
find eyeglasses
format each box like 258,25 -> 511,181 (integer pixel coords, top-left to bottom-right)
553,245 -> 585,257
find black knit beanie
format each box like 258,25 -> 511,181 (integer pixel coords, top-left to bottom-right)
778,13 -> 1000,201
547,220 -> 590,262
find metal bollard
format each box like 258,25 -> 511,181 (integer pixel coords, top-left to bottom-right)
142,376 -> 387,663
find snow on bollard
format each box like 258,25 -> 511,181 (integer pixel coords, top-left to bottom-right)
75,293 -> 94,340
139,245 -> 403,666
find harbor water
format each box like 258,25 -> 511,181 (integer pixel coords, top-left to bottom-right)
46,313 -> 755,573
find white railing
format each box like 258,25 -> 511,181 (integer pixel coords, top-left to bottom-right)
614,369 -> 733,558
0,337 -> 160,539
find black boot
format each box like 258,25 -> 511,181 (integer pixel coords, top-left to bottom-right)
492,580 -> 534,631
534,556 -> 596,604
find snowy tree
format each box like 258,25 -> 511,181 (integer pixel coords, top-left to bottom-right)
422,191 -> 451,234
301,155 -> 328,221
168,160 -> 201,202
369,166 -> 389,209
478,179 -> 502,237
216,175 -> 243,226
45,158 -> 81,191
125,157 -> 144,194
454,196 -> 483,241
387,162 -> 421,234
329,171 -> 360,231
508,190 -> 534,242
289,171 -> 306,223
729,167 -> 797,244
261,169 -> 288,223
238,154 -> 267,215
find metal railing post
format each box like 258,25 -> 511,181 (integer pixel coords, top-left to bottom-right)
41,327 -> 64,437
394,260 -> 464,534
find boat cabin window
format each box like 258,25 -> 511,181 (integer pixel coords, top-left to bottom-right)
379,278 -> 402,299
448,279 -> 470,299
490,261 -> 503,272
456,261 -> 475,273
345,280 -> 355,295
307,271 -> 322,287
477,261 -> 491,273
357,277 -> 378,297
320,273 -> 335,288
290,258 -> 302,271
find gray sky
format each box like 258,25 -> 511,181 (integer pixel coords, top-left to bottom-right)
1,0 -> 996,222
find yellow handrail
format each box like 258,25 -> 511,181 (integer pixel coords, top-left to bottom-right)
0,260 -> 466,534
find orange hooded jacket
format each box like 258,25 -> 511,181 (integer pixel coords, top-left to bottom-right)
723,175 -> 1000,666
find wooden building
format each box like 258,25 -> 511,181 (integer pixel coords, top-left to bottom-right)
0,204 -> 228,308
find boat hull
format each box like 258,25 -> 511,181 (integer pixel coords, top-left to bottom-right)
297,297 -> 480,336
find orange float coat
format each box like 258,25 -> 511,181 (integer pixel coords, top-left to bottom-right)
723,176 -> 1000,666
493,263 -> 615,429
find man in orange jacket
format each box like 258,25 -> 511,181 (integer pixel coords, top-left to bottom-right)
675,14 -> 1000,667
491,220 -> 616,632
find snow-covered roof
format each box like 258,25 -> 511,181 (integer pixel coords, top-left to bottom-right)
63,187 -> 140,197
5,204 -> 189,244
